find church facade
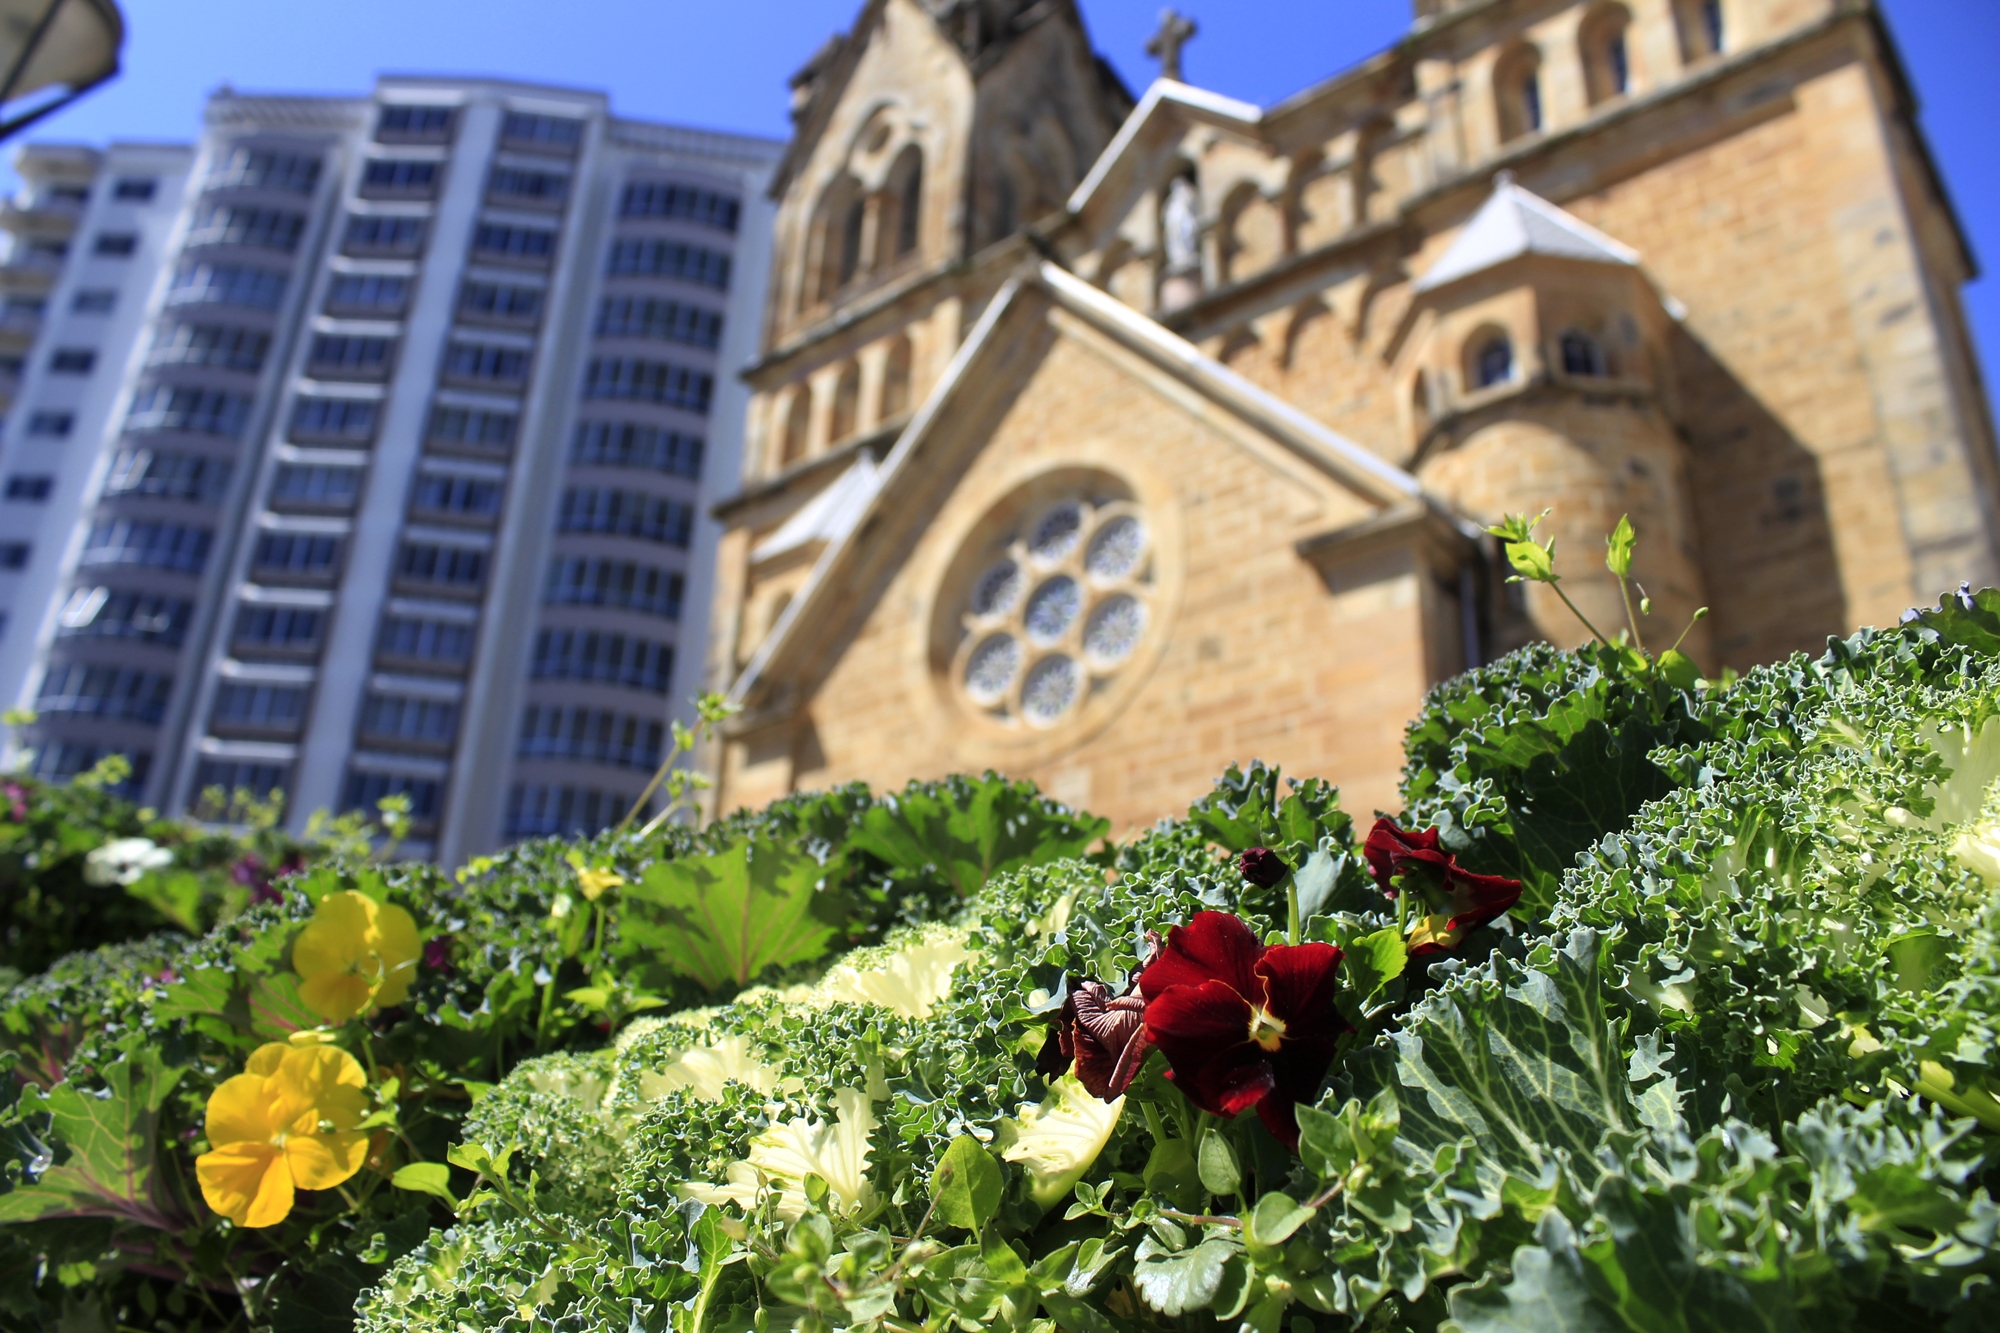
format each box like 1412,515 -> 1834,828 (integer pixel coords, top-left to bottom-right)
700,0 -> 1998,829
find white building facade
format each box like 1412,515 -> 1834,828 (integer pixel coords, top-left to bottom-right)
0,78 -> 781,861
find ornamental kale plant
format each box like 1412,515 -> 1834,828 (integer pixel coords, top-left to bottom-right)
3,525 -> 2000,1332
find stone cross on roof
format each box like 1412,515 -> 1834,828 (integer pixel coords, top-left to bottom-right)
1145,8 -> 1197,83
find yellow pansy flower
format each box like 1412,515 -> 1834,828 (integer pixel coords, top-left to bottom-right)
195,1042 -> 370,1228
292,891 -> 420,1024
575,866 -> 625,902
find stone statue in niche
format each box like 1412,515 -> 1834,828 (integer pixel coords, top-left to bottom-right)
1159,174 -> 1203,311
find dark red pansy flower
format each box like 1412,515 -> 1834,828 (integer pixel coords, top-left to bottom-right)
1238,847 -> 1288,889
4,782 -> 27,823
1138,912 -> 1346,1149
422,936 -> 453,974
1036,978 -> 1152,1101
1362,818 -> 1522,957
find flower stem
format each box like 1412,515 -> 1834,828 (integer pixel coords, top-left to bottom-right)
1285,877 -> 1300,946
1616,575 -> 1645,652
1551,582 -> 1615,648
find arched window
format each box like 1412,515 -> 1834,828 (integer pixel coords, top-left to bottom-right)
892,146 -> 922,257
1703,0 -> 1725,54
829,361 -> 861,443
1676,0 -> 1725,62
1495,46 -> 1544,143
881,336 -> 913,419
838,195 -> 866,287
1559,330 -> 1608,377
1410,372 -> 1432,434
1472,333 -> 1515,389
779,388 -> 811,468
1581,5 -> 1633,104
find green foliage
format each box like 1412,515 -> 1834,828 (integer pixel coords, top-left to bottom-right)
622,836 -> 845,991
848,771 -> 1111,896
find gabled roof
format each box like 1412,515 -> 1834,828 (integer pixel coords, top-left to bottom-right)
751,452 -> 882,564
728,258 -> 1460,709
1065,78 -> 1264,239
1414,172 -> 1640,293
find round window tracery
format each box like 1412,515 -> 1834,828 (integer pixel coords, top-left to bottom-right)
950,494 -> 1154,730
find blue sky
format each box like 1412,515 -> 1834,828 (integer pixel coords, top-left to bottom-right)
11,0 -> 1998,381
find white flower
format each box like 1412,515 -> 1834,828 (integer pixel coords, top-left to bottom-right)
816,935 -> 970,1019
1001,1075 -> 1124,1210
83,837 -> 172,886
682,1087 -> 877,1221
639,1033 -> 778,1103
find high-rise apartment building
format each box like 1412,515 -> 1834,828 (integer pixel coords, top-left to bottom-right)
0,79 -> 782,861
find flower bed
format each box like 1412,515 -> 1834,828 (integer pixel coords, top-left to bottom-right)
4,582 -> 2000,1331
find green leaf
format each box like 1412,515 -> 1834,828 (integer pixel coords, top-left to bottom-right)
1246,1191 -> 1312,1246
1447,1226 -> 1607,1332
1341,928 -> 1408,1006
1884,930 -> 1954,994
1656,649 -> 1700,692
1352,930 -> 1677,1200
1604,514 -> 1635,580
930,1134 -> 1003,1234
123,869 -> 205,933
247,971 -> 322,1037
1504,539 -> 1558,584
0,1046 -> 186,1229
846,773 -> 1108,897
1141,1137 -> 1202,1209
1196,1128 -> 1241,1198
1131,1234 -> 1241,1317
1292,848 -> 1340,920
621,837 -> 844,991
390,1162 -> 457,1207
1903,585 -> 2000,654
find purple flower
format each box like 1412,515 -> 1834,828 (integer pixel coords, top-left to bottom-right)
421,936 -> 453,974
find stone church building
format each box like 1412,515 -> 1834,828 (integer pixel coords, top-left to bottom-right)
700,0 -> 1998,827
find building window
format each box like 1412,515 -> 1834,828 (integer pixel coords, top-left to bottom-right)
189,204 -> 306,252
571,421 -> 703,478
426,405 -> 516,450
290,396 -> 379,444
307,334 -> 395,378
376,104 -> 454,142
105,449 -> 234,503
881,336 -> 913,418
458,280 -> 542,323
471,223 -> 556,264
168,261 -> 288,310
488,166 -> 569,206
829,361 -> 860,443
505,783 -> 634,838
126,384 -> 252,437
234,605 -> 323,651
531,629 -> 673,693
595,295 -> 722,349
113,177 -> 157,201
252,532 -> 342,578
442,341 -> 529,386
212,682 -> 309,731
518,706 -> 664,771
500,111 -> 584,152
779,389 -> 811,468
411,472 -> 504,520
620,181 -> 740,231
72,289 -> 116,313
36,742 -> 149,792
270,463 -> 363,510
360,158 -> 440,196
582,357 -> 713,413
0,543 -> 28,568
890,146 -> 924,259
209,146 -> 322,194
1703,0 -> 1724,53
150,322 -> 270,371
192,760 -> 288,810
59,588 -> 193,645
544,557 -> 683,618
377,615 -> 473,667
1559,330 -> 1608,377
556,487 -> 694,546
1472,334 -> 1515,388
325,273 -> 410,315
93,232 -> 138,257
342,215 -> 425,256
50,347 -> 95,374
396,542 -> 487,590
358,693 -> 459,745
25,412 -> 72,438
1495,46 -> 1544,142
4,474 -> 52,500
37,664 -> 174,723
81,521 -> 212,573
604,237 -> 731,289
342,771 -> 442,824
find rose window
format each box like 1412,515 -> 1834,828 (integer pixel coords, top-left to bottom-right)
951,496 -> 1153,728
